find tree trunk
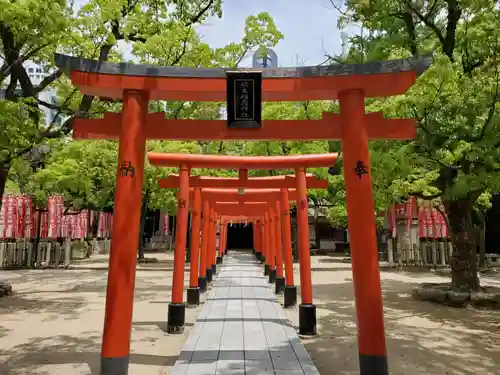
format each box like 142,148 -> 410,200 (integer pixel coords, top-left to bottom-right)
314,206 -> 320,251
446,199 -> 479,292
34,209 -> 42,266
478,221 -> 486,269
137,190 -> 150,260
0,162 -> 10,213
91,211 -> 99,238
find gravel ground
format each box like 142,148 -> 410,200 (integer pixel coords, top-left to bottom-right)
1,252 -> 499,375
0,253 -> 201,375
281,255 -> 500,375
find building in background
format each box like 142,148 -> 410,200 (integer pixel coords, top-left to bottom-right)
252,48 -> 278,69
0,61 -> 61,127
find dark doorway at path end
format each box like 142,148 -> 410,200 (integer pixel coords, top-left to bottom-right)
226,223 -> 254,250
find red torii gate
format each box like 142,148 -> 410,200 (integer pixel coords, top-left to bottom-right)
217,212 -> 292,297
159,172 -> 328,189
55,52 -> 431,375
197,198 -> 297,304
150,153 -> 337,337
183,187 -> 301,297
160,171 -> 325,268
198,189 -> 301,305
210,199 -> 291,283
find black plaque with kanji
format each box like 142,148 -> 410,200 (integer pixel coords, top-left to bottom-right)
226,71 -> 262,129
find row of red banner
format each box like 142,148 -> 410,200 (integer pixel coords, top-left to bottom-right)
0,195 -> 113,240
1,194 -> 448,240
388,197 -> 449,238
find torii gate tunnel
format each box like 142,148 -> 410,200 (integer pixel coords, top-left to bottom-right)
150,153 -> 335,335
55,52 -> 431,375
159,170 -> 328,315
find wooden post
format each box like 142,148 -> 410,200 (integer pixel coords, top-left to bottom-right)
187,188 -> 201,306
339,89 -> 388,374
201,201 -> 212,285
295,167 -> 315,336
268,208 -> 277,284
255,220 -> 262,261
216,217 -> 224,265
274,200 -> 285,294
210,208 -> 217,275
100,90 -> 148,375
221,220 -> 227,255
167,164 -> 190,333
263,212 -> 271,275
281,188 -> 297,307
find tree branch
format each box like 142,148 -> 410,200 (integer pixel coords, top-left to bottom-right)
36,98 -> 74,114
406,2 -> 445,46
412,191 -> 442,200
39,43 -> 113,139
64,207 -> 83,215
186,0 -> 215,27
265,143 -> 275,176
172,102 -> 187,119
169,37 -> 189,66
476,26 -> 500,141
0,42 -> 52,82
401,7 -> 418,56
327,0 -> 349,17
435,203 -> 450,231
443,0 -> 461,59
34,69 -> 63,94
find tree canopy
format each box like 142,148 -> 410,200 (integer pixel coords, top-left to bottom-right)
3,0 -> 500,291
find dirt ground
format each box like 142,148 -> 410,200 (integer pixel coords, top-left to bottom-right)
0,253 -> 202,375
1,253 -> 500,375
282,256 -> 500,375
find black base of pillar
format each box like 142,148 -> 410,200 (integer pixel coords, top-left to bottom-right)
187,287 -> 200,307
264,264 -> 270,276
206,268 -> 213,283
359,354 -> 389,375
268,268 -> 277,283
255,252 -> 262,261
216,256 -> 223,265
284,285 -> 297,308
298,303 -> 317,336
212,264 -> 217,275
224,249 -> 228,255
100,355 -> 129,375
167,303 -> 186,334
275,276 -> 285,294
260,255 -> 266,264
198,276 -> 207,293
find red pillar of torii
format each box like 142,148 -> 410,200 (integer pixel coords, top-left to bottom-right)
185,188 -> 298,280
192,189 -> 301,290
150,153 -> 337,337
195,190 -> 299,291
159,169 -> 328,280
56,52 -> 430,375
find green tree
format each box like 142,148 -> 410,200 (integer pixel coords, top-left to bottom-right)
22,8 -> 284,216
26,140 -> 118,211
0,0 -> 223,211
335,0 -> 500,291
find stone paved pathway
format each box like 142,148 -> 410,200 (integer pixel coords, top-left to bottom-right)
171,250 -> 320,375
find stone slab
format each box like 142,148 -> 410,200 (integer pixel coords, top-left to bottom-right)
171,250 -> 321,375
